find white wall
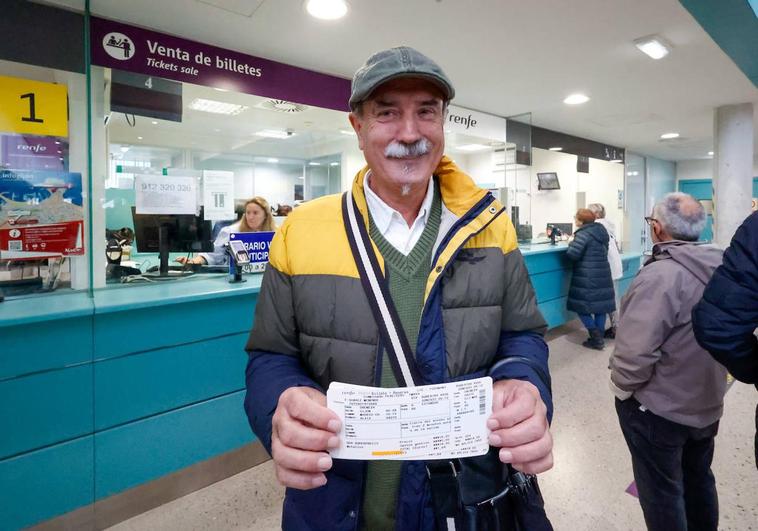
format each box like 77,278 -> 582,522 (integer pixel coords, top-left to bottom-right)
677,158 -> 758,182
528,148 -> 624,238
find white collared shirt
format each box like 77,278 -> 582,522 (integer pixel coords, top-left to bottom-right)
363,171 -> 435,256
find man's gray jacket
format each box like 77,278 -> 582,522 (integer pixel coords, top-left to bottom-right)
610,240 -> 726,428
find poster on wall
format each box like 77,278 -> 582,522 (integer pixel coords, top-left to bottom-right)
202,170 -> 235,221
0,134 -> 68,171
229,231 -> 274,273
135,174 -> 196,215
0,169 -> 84,258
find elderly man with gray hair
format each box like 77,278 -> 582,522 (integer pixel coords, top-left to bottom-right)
609,192 -> 726,531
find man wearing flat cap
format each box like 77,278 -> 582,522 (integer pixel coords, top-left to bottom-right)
244,47 -> 553,531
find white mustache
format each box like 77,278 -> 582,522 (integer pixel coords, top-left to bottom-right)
384,138 -> 431,158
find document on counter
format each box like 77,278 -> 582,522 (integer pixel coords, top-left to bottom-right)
327,377 -> 492,461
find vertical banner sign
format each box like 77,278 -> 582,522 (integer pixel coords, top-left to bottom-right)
230,231 -> 275,273
0,169 -> 84,258
0,75 -> 69,137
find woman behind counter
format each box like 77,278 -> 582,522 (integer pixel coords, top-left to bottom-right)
566,208 -> 616,350
177,196 -> 276,266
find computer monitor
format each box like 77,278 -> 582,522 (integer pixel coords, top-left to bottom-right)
547,222 -> 573,236
537,172 -> 560,190
131,207 -> 213,277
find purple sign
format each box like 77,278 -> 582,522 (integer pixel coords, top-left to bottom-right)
90,17 -> 351,112
0,135 -> 68,171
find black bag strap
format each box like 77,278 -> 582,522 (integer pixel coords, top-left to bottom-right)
341,191 -> 422,387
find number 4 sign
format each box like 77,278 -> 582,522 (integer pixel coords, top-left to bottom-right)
0,75 -> 69,137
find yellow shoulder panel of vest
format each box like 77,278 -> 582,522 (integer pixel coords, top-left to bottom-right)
268,193 -> 383,279
464,209 -> 518,254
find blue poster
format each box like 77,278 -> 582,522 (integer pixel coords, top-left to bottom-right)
229,231 -> 275,273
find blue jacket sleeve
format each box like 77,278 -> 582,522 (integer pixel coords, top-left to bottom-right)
244,349 -> 322,454
692,212 -> 758,384
489,331 -> 553,423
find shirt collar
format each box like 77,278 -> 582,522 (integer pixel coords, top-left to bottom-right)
363,170 -> 435,234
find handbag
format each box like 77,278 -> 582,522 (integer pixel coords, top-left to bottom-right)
341,192 -> 553,531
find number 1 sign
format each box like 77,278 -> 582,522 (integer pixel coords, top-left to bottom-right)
0,75 -> 69,138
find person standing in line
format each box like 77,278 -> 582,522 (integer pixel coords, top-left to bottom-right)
566,208 -> 615,350
610,192 -> 725,531
693,211 -> 758,469
587,202 -> 622,339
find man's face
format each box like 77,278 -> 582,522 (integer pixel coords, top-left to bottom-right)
349,78 -> 446,193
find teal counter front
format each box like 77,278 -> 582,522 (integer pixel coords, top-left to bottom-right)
0,248 -> 642,529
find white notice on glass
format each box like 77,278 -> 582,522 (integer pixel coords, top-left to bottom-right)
135,175 -> 196,215
202,170 -> 235,221
327,377 -> 492,461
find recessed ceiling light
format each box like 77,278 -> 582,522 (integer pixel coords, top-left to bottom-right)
330,162 -> 340,166
119,146 -> 130,153
267,158 -> 279,163
305,0 -> 348,20
548,146 -> 563,151
660,132 -> 680,139
708,151 -> 714,156
255,129 -> 293,139
456,144 -> 490,152
563,94 -> 590,105
634,35 -> 671,60
309,162 -> 322,166
189,98 -> 248,115
151,120 -> 158,125
137,136 -> 143,140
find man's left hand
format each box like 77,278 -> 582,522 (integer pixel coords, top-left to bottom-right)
487,379 -> 553,475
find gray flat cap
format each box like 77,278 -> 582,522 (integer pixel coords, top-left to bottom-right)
349,46 -> 455,109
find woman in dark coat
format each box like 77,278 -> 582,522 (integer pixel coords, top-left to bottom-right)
566,208 -> 616,349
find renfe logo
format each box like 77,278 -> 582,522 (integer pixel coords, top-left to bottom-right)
103,32 -> 135,60
448,113 -> 477,130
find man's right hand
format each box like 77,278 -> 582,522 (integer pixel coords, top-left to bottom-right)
271,386 -> 341,490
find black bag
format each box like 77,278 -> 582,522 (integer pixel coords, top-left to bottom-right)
341,192 -> 553,531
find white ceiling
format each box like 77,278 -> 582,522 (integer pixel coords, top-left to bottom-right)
48,0 -> 758,163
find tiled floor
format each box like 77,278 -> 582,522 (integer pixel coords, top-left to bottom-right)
109,322 -> 758,530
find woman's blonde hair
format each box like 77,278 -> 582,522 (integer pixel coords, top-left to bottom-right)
239,196 -> 276,232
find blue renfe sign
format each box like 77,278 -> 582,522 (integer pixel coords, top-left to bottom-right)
229,231 -> 274,273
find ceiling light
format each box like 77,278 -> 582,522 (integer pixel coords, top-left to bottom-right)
151,120 -> 158,125
548,147 -> 563,151
339,129 -> 356,135
634,35 -> 671,60
267,158 -> 279,163
456,144 -> 490,152
708,151 -> 714,156
306,0 -> 348,20
119,146 -> 130,153
563,94 -> 590,105
137,136 -> 143,140
309,162 -> 322,166
189,98 -> 248,115
660,132 -> 680,139
330,162 -> 340,166
255,129 -> 293,139
609,159 -> 623,163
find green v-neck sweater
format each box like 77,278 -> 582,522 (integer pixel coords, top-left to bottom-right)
361,183 -> 442,531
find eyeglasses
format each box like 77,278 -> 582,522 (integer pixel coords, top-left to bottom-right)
644,216 -> 659,226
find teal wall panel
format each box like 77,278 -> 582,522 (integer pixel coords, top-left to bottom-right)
95,390 -> 254,499
529,270 -> 570,303
93,294 -> 255,359
0,316 -> 93,380
523,250 -> 570,275
0,365 -> 93,460
538,297 -> 574,330
0,436 -> 94,531
94,333 -> 248,430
